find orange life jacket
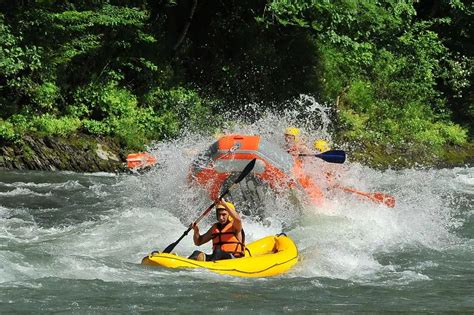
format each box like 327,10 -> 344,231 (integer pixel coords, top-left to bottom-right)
290,151 -> 325,206
211,221 -> 245,257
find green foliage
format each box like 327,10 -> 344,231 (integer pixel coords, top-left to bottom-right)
6,115 -> 31,139
414,1 -> 473,131
333,34 -> 468,149
0,1 -> 471,160
32,114 -> 82,136
337,109 -> 370,141
0,119 -> 16,140
0,13 -> 44,117
439,123 -> 468,145
74,81 -> 152,148
32,82 -> 60,110
83,119 -> 110,135
71,81 -> 215,148
0,15 -> 26,76
344,80 -> 375,113
338,97 -> 468,149
144,87 -> 215,136
0,14 -> 42,77
0,4 -> 163,117
0,114 -> 82,140
266,0 -> 469,149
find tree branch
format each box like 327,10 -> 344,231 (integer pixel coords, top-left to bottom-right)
173,0 -> 198,51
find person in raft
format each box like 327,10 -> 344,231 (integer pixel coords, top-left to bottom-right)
188,198 -> 245,261
283,128 -> 330,204
283,127 -> 312,156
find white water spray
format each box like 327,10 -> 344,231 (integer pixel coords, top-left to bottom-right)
0,96 -> 471,287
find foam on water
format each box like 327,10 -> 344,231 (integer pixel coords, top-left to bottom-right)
0,187 -> 53,197
1,180 -> 84,190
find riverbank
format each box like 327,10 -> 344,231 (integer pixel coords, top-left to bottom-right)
350,142 -> 474,169
0,134 -> 472,172
0,134 -> 126,172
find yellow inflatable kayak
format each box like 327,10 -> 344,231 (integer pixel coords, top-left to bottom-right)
141,234 -> 298,278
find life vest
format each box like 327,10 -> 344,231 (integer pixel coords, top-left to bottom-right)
290,151 -> 324,206
211,221 -> 245,258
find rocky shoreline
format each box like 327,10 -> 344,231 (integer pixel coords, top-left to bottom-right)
0,135 -> 126,173
349,142 -> 474,169
0,134 -> 472,173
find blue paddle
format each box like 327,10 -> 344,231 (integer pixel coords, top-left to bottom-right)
299,150 -> 346,164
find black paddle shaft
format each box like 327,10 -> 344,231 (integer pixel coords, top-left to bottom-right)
162,158 -> 257,253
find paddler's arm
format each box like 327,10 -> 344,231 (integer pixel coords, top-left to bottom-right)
191,224 -> 213,246
218,198 -> 242,232
299,143 -> 312,155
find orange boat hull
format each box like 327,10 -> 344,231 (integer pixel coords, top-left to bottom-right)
189,134 -> 324,207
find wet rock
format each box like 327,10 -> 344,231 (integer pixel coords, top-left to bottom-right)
96,143 -> 120,162
0,134 -> 127,173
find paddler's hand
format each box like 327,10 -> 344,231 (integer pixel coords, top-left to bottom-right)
189,222 -> 199,232
215,197 -> 225,207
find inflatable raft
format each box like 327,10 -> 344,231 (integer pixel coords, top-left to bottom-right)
126,152 -> 157,173
189,134 -> 324,211
141,234 -> 298,278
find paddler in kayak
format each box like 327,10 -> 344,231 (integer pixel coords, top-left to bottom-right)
188,198 -> 245,261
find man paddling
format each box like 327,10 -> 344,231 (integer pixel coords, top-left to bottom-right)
188,198 -> 245,261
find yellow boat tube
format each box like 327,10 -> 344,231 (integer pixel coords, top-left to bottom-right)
141,234 -> 298,278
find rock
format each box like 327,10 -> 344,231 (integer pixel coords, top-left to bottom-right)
96,143 -> 120,161
0,134 -> 127,172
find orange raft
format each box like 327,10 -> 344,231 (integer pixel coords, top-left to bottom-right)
126,152 -> 157,172
189,134 -> 324,208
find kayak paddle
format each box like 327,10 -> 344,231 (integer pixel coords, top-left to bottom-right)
337,186 -> 396,208
299,150 -> 346,164
162,158 -> 257,254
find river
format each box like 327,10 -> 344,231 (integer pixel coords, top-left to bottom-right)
1,125 -> 473,312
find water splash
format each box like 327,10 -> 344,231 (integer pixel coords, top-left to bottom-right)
0,96 -> 472,288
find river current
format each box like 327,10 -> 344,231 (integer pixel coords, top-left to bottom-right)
1,115 -> 473,313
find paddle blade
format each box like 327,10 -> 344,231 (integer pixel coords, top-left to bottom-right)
162,227 -> 191,253
234,158 -> 256,184
338,186 -> 396,208
315,150 -> 346,164
162,242 -> 177,254
372,192 -> 396,208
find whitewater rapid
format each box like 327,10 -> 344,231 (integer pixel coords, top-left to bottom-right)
1,103 -> 472,312
1,137 -> 471,285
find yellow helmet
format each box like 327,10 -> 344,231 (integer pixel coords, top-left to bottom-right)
216,201 -> 235,211
284,127 -> 300,137
313,139 -> 331,152
216,201 -> 236,222
226,201 -> 235,211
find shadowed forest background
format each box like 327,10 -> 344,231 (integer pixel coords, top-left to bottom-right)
0,0 -> 472,166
